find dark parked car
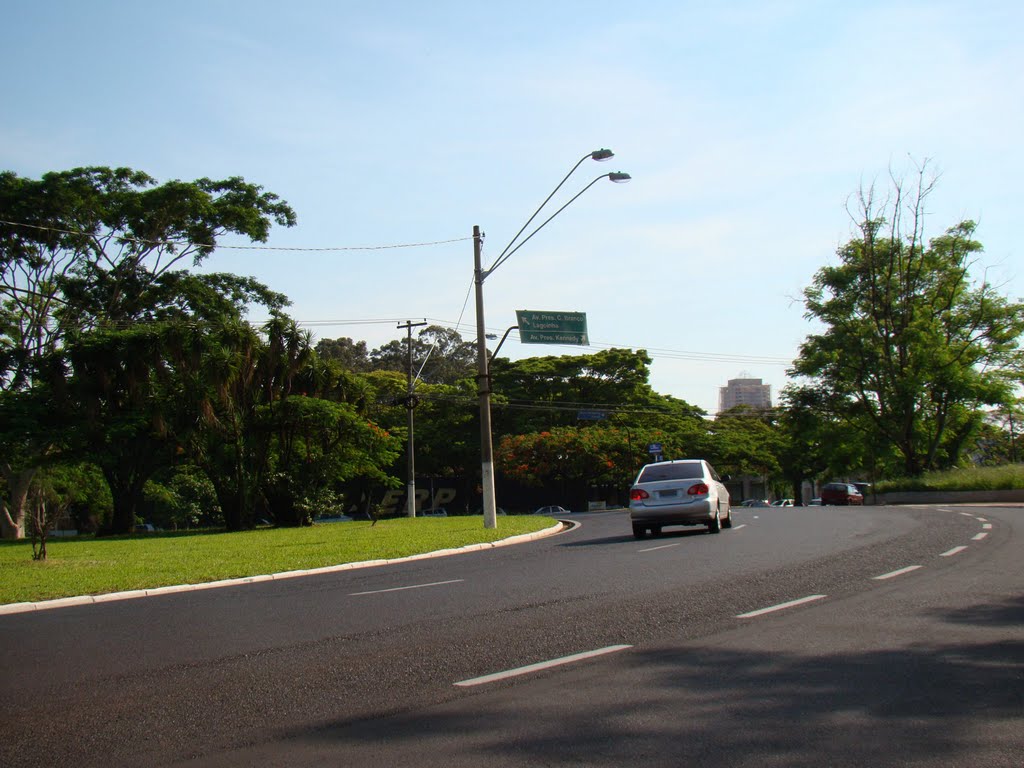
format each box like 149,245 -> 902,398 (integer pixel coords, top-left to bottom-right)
820,482 -> 864,506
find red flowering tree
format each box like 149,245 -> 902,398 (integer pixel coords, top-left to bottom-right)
495,425 -> 683,490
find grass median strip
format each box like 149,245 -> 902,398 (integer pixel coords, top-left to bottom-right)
0,517 -> 556,605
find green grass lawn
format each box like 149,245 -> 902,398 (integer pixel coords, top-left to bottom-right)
0,516 -> 558,605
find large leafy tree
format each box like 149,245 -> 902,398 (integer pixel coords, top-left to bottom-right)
186,316 -> 308,531
793,165 -> 1024,477
707,406 -> 781,480
315,337 -> 372,372
490,348 -> 664,436
61,274 -> 287,534
369,325 -> 476,385
0,167 -> 296,536
490,349 -> 709,507
259,395 -> 400,526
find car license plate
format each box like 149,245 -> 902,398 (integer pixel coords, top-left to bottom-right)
659,489 -> 677,498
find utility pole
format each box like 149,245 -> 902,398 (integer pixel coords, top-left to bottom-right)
398,319 -> 427,518
473,226 -> 498,529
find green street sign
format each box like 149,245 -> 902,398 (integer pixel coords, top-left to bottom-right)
515,310 -> 589,345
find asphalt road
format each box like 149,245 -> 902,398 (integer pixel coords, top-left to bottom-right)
1,504 -> 1021,766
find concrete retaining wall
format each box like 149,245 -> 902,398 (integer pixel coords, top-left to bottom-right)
876,489 -> 1024,505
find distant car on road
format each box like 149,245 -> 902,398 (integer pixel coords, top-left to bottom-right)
852,482 -> 872,498
534,505 -> 571,516
741,499 -> 771,508
820,483 -> 864,506
771,499 -> 795,507
628,458 -> 732,538
419,508 -> 448,517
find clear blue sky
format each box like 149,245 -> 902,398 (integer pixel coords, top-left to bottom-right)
3,1 -> 1021,414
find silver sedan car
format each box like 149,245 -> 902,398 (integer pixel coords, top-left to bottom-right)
628,459 -> 732,538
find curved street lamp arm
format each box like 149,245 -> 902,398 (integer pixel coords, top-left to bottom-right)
487,149 -> 613,275
489,173 -> 612,274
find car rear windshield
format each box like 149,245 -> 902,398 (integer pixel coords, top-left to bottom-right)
637,463 -> 703,483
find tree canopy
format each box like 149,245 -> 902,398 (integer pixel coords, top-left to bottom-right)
791,165 -> 1024,476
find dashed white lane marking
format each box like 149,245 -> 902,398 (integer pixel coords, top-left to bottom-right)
638,543 -> 681,552
972,532 -> 989,541
958,512 -> 975,517
982,523 -> 993,529
731,524 -> 748,530
454,645 -> 633,687
349,579 -> 464,596
736,595 -> 827,619
941,546 -> 968,557
975,517 -> 989,522
873,565 -> 923,581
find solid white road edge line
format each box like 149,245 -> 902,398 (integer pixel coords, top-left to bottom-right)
873,565 -> 923,580
454,645 -> 633,687
940,546 -> 968,557
349,579 -> 464,596
735,594 -> 827,619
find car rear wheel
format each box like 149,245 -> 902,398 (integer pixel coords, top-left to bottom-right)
708,507 -> 721,534
722,506 -> 733,529
632,524 -> 647,539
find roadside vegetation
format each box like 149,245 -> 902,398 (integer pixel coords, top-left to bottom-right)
0,516 -> 556,605
874,464 -> 1024,493
2,161 -> 1022,572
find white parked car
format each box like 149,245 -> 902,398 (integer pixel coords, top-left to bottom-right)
534,505 -> 571,516
628,459 -> 732,538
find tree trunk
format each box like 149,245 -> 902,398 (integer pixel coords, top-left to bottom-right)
212,479 -> 257,531
103,467 -> 148,534
0,466 -> 36,540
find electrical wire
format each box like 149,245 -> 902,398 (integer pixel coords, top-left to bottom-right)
0,219 -> 471,252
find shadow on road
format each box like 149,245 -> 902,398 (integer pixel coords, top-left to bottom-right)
274,596 -> 1024,767
931,595 -> 1024,627
558,527 -> 710,548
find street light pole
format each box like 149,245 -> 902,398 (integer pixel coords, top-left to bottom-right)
473,151 -> 630,530
473,225 -> 499,529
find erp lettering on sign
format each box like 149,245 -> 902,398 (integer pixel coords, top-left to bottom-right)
377,484 -> 459,517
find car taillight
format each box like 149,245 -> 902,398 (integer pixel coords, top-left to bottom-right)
688,482 -> 709,495
630,488 -> 649,501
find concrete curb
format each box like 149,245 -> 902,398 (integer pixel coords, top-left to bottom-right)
0,520 -> 571,617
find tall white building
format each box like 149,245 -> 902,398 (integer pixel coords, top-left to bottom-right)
719,377 -> 772,412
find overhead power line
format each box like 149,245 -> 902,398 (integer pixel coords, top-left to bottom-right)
0,219 -> 471,252
292,317 -> 793,367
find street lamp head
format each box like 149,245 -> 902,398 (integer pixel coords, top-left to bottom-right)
591,148 -> 614,162
608,172 -> 632,183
